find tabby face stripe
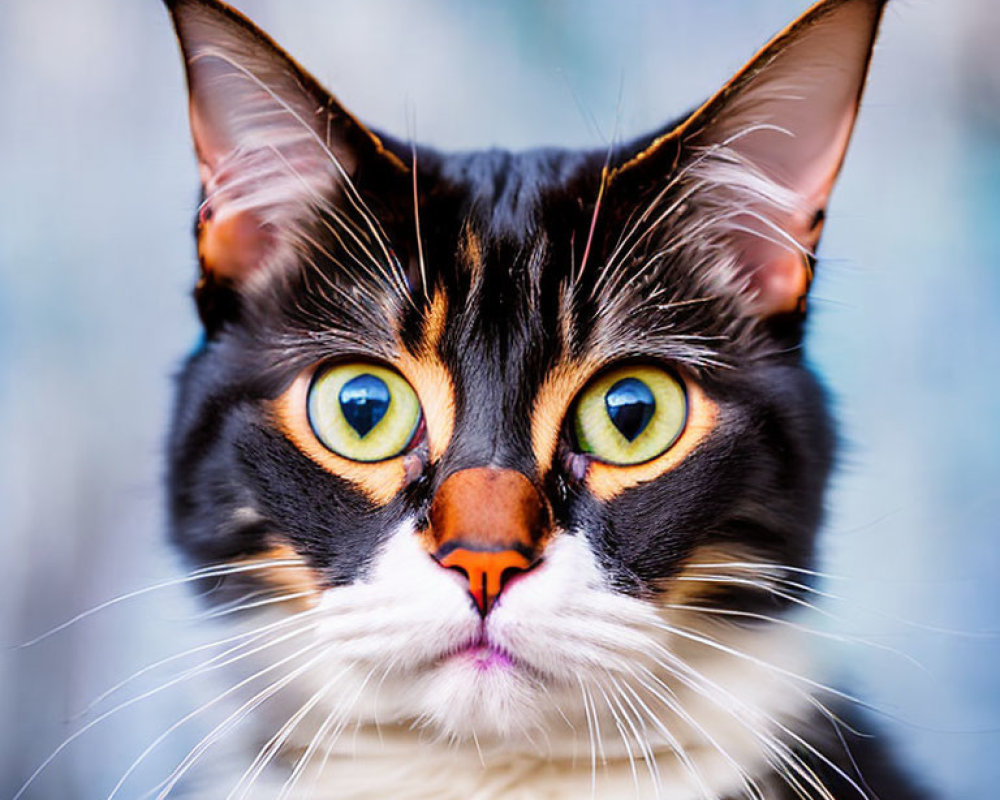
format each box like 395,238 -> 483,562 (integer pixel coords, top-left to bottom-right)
395,291 -> 455,463
529,358 -> 602,476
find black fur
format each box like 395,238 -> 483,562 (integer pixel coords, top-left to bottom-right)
164,0 -> 927,795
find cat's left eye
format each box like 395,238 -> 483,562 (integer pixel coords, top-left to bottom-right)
572,365 -> 688,466
307,363 -> 422,462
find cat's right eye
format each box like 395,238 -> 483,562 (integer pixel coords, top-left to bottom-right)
307,363 -> 423,462
571,365 -> 688,466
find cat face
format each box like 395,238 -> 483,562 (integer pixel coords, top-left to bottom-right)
165,0 -> 884,768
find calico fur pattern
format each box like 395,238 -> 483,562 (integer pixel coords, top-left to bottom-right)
160,0 -> 930,798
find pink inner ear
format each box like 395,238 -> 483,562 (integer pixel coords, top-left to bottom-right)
170,2 -> 350,286
190,99 -> 229,177
192,105 -> 276,281
185,60 -> 338,283
724,95 -> 858,316
683,0 -> 883,317
791,105 -> 858,228
733,229 -> 811,316
733,80 -> 861,241
198,206 -> 274,281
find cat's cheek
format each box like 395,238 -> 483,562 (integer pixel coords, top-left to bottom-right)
313,522 -> 479,668
487,534 -> 656,680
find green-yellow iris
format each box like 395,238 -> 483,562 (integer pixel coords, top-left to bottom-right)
573,365 -> 687,466
307,363 -> 421,462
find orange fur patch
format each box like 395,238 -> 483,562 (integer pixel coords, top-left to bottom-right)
459,224 -> 484,284
657,543 -> 764,608
530,358 -> 602,475
237,540 -> 323,610
395,291 -> 454,462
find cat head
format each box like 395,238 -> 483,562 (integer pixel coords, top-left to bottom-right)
165,0 -> 884,754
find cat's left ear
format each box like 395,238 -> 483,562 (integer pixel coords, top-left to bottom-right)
164,0 -> 404,288
613,0 -> 887,317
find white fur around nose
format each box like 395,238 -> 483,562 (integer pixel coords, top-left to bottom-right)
314,525 -> 477,667
204,524 -> 815,800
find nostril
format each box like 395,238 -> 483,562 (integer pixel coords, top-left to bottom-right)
498,560 -> 539,593
499,566 -> 521,590
431,546 -> 535,616
430,554 -> 471,588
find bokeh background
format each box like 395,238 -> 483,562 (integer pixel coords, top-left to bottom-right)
2,0 -> 998,797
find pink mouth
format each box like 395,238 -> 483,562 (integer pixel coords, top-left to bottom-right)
450,636 -> 515,671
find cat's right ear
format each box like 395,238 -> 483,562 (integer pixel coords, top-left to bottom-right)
164,0 -> 404,295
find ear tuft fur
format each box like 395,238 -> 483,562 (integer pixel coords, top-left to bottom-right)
616,0 -> 887,318
165,0 -> 380,287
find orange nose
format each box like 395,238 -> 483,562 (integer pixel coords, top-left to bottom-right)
436,545 -> 534,617
427,467 -> 549,616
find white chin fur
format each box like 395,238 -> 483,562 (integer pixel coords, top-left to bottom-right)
208,520 -> 815,799
309,524 -> 665,744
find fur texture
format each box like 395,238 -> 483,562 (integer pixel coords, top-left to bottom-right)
152,1 -> 932,798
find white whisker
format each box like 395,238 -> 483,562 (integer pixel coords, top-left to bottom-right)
229,663 -> 349,800
147,641 -> 333,800
281,661 -> 381,800
665,603 -> 925,672
77,607 -> 317,719
626,665 -> 750,800
592,678 -> 641,798
577,675 -> 600,798
644,635 -> 871,800
17,558 -> 305,648
606,673 -> 662,799
410,142 -> 428,298
650,619 -> 864,707
11,612 -> 317,800
201,589 -> 317,620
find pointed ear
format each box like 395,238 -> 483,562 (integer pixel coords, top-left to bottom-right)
614,0 -> 887,317
164,0 -> 404,287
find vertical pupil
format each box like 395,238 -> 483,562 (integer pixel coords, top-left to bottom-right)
605,377 -> 656,442
339,374 -> 391,438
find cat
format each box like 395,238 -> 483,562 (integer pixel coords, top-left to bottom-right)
157,0 -> 930,797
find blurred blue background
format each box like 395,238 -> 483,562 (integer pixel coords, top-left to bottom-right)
1,0 -> 998,797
